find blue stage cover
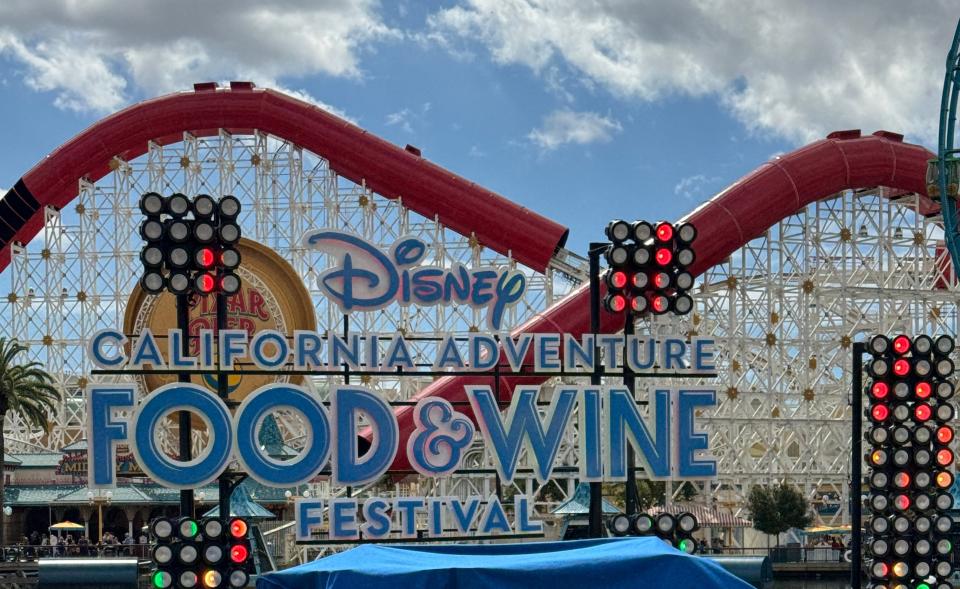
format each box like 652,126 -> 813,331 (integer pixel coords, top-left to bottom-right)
257,537 -> 754,589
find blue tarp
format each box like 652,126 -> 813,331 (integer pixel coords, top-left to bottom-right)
257,537 -> 754,589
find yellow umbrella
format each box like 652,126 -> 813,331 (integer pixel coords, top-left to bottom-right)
49,521 -> 85,531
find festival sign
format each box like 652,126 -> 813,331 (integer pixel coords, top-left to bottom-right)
90,230 -> 718,542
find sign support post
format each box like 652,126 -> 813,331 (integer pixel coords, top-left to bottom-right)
850,341 -> 863,589
177,297 -> 194,517
623,314 -> 638,516
216,289 -> 233,521
588,242 -> 605,538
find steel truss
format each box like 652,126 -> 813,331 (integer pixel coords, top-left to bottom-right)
651,187 -> 960,526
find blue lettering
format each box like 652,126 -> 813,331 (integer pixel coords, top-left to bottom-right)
361,498 -> 392,538
87,386 -> 134,487
296,499 -> 325,541
479,496 -> 511,534
396,498 -> 424,538
449,497 -> 481,534
677,390 -> 717,478
607,387 -> 671,478
332,386 -> 398,485
88,329 -> 126,368
470,270 -> 497,305
468,385 -> 576,482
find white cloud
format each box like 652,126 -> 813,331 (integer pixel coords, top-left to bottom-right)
429,0 -> 952,145
385,102 -> 433,133
0,0 -> 396,115
272,85 -> 359,125
527,109 -> 621,150
674,174 -> 721,201
385,108 -> 414,132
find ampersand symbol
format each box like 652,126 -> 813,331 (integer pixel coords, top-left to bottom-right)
407,397 -> 475,476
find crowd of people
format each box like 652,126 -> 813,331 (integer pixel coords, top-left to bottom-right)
10,530 -> 149,559
806,535 -> 846,562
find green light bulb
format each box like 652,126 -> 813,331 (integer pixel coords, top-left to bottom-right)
917,584 -> 930,589
678,540 -> 689,551
152,571 -> 167,589
189,521 -> 198,536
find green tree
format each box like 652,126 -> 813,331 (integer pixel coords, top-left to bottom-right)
746,483 -> 812,547
0,338 -> 61,545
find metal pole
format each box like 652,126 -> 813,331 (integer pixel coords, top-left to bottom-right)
177,293 -> 194,517
344,314 -> 352,500
588,242 -> 605,538
623,314 -> 637,516
850,342 -> 864,589
217,290 -> 230,520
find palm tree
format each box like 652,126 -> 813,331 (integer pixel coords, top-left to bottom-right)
0,338 -> 61,546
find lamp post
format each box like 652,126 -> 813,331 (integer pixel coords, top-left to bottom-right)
86,490 -> 113,543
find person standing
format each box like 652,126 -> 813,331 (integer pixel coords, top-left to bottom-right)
49,533 -> 58,557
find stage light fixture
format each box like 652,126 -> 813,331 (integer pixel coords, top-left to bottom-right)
913,334 -> 934,355
605,220 -> 631,242
141,271 -> 165,295
655,222 -> 673,242
219,273 -> 241,295
217,195 -> 241,219
934,335 -> 955,355
868,335 -> 890,356
192,194 -> 216,218
892,335 -> 911,355
631,221 -> 653,242
168,193 -> 191,217
676,223 -> 697,243
140,192 -> 166,216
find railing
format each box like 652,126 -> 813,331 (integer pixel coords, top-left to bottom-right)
709,546 -> 850,564
0,544 -> 153,561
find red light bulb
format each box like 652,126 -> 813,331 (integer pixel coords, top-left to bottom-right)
652,295 -> 668,313
894,472 -> 911,488
915,404 -> 932,421
892,335 -> 911,355
871,405 -> 889,421
229,519 -> 248,538
915,382 -> 932,399
608,295 -> 626,312
937,426 -> 954,444
198,247 -> 215,267
655,248 -> 672,266
655,223 -> 673,242
937,449 -> 954,466
197,273 -> 215,293
229,544 -> 248,563
653,273 -> 669,288
892,359 -> 910,376
894,494 -> 910,510
871,382 -> 889,399
609,271 -> 627,288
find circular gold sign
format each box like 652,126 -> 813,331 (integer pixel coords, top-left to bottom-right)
123,238 -> 316,402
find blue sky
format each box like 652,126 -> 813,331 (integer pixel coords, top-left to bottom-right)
0,0 -> 953,255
